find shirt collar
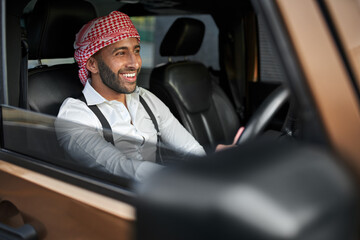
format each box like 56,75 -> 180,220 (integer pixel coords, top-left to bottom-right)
82,80 -> 140,105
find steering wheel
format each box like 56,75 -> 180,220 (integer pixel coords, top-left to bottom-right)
237,86 -> 290,144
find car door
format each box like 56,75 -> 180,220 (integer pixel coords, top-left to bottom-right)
0,107 -> 137,240
0,0 -> 358,239
0,1 -> 137,238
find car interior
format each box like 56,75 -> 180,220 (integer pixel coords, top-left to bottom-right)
25,0 -> 242,155
22,0 -> 292,153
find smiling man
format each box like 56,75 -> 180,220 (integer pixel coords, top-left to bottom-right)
87,37 -> 141,102
56,11 -> 205,181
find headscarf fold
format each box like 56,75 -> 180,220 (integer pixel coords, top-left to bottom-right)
74,11 -> 140,85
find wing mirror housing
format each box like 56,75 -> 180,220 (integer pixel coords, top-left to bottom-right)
136,139 -> 357,240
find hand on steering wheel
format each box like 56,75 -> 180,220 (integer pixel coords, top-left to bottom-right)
215,127 -> 245,151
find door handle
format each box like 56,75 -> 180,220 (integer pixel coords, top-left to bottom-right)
0,222 -> 37,240
0,200 -> 38,239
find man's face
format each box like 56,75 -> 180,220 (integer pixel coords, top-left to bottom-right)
95,37 -> 142,94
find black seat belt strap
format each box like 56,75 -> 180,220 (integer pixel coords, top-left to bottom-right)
79,94 -> 115,145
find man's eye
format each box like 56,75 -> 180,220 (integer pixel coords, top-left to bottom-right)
115,51 -> 125,56
135,49 -> 140,54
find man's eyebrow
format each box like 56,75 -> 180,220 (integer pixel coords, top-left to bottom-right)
112,46 -> 128,54
112,45 -> 140,54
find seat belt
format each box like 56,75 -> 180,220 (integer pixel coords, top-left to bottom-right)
79,93 -> 163,163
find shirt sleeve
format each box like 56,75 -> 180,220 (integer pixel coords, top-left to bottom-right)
140,90 -> 206,156
56,98 -> 163,181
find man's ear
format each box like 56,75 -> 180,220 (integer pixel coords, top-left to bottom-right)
86,56 -> 98,74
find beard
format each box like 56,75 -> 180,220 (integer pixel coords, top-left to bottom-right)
97,58 -> 138,94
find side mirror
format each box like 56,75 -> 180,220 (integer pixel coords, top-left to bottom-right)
136,140 -> 356,240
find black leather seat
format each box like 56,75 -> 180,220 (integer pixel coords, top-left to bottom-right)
150,18 -> 241,153
27,0 -> 96,116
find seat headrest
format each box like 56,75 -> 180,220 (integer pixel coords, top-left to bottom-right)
27,0 -> 96,60
166,62 -> 212,113
28,63 -> 84,115
160,18 -> 205,57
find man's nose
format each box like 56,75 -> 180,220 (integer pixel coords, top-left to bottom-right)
126,52 -> 141,69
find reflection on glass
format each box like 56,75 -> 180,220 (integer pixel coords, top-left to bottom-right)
2,106 -> 194,184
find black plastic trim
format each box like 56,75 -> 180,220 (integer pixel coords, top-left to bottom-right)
0,223 -> 37,240
0,0 -> 7,105
316,0 -> 360,103
0,106 -> 3,148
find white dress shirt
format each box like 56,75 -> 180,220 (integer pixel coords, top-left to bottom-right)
56,81 -> 205,181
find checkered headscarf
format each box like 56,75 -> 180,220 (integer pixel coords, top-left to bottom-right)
74,11 -> 140,85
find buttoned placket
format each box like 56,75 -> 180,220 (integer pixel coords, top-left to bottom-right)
110,99 -> 145,160
127,93 -> 147,149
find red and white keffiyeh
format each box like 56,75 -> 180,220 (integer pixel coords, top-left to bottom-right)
74,11 -> 140,85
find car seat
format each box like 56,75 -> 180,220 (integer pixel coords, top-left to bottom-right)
26,0 -> 96,116
150,18 -> 241,153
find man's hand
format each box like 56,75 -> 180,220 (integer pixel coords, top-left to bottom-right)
215,127 -> 244,152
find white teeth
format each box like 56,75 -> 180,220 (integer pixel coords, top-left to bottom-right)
123,73 -> 136,77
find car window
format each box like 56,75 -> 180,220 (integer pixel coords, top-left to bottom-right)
1,106 -> 127,185
1,105 -> 187,188
131,14 -> 219,70
25,14 -> 218,70
27,14 -> 219,89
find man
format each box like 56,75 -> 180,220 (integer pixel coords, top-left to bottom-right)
56,11 -> 206,181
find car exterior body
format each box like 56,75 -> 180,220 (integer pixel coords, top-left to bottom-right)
0,0 -> 359,239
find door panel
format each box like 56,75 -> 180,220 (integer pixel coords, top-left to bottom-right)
0,160 -> 135,240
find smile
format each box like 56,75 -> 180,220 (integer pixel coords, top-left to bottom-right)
122,73 -> 136,78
